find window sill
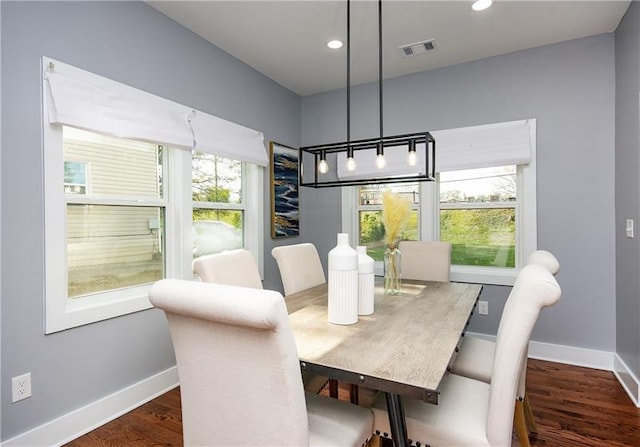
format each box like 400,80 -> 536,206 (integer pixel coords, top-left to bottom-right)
374,263 -> 517,287
46,285 -> 153,334
450,266 -> 516,286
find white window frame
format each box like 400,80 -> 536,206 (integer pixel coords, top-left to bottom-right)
170,152 -> 264,279
43,124 -> 169,333
342,120 -> 536,286
44,123 -> 264,333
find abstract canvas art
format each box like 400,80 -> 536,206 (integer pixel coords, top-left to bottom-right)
270,142 -> 300,238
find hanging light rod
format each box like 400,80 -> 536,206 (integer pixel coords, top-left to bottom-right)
299,0 -> 436,188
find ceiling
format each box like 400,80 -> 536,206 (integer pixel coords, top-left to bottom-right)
148,1 -> 630,96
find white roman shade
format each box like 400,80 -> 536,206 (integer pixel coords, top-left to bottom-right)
43,56 -> 268,166
431,119 -> 533,172
189,111 -> 267,166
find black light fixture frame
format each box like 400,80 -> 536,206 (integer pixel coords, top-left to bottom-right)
299,0 -> 436,188
299,132 -> 436,188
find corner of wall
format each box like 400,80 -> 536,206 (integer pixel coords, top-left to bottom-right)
614,354 -> 640,407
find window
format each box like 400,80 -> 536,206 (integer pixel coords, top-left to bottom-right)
64,128 -> 165,299
192,153 -> 244,258
43,56 -> 266,333
439,166 -> 516,269
343,120 -> 536,285
45,127 -> 263,333
64,161 -> 88,194
357,184 -> 419,262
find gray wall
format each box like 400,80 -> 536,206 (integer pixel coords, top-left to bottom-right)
302,34 -> 617,350
615,1 -> 640,379
1,1 -> 300,440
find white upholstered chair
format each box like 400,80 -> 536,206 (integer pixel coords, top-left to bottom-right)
371,263 -> 561,447
398,240 -> 452,282
271,243 -> 326,296
150,279 -> 374,447
194,248 -> 327,394
192,249 -> 263,289
271,242 -> 348,400
450,250 -> 560,445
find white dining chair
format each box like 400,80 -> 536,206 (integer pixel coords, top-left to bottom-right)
371,263 -> 561,447
398,240 -> 452,282
192,249 -> 263,289
450,250 -> 560,445
271,242 -> 351,401
150,279 -> 374,446
271,243 -> 326,296
194,248 -> 327,394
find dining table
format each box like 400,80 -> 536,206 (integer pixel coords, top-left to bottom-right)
285,277 -> 483,447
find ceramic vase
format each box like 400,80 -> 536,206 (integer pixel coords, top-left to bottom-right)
328,233 -> 358,324
356,246 -> 375,315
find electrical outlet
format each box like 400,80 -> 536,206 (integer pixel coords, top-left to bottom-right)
12,372 -> 32,403
478,300 -> 489,316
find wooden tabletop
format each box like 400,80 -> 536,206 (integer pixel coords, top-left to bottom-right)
285,279 -> 482,404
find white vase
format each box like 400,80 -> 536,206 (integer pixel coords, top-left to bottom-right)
328,233 -> 358,325
356,246 -> 375,315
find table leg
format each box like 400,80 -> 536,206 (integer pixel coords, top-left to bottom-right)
328,379 -> 339,398
384,392 -> 409,447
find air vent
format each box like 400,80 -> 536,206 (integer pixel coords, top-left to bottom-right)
399,39 -> 436,57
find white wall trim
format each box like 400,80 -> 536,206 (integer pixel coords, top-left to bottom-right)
467,332 -> 640,406
1,366 -> 179,447
527,340 -> 614,370
613,354 -> 640,407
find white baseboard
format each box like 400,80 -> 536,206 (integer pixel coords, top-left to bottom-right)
613,354 -> 640,407
526,340 -> 614,370
1,366 -> 179,447
467,332 -> 640,406
466,332 -> 614,370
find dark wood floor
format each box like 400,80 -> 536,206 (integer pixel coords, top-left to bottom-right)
66,359 -> 640,447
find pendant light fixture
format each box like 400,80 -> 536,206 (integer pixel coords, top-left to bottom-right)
299,0 -> 436,188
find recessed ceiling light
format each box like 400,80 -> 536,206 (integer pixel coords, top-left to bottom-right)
472,0 -> 493,11
327,40 -> 344,50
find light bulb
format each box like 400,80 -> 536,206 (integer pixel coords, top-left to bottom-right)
318,159 -> 329,174
376,154 -> 386,169
472,0 -> 492,11
346,156 -> 357,171
407,150 -> 418,166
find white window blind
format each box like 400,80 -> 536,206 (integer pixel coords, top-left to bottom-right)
431,119 -> 533,172
43,56 -> 268,166
189,111 -> 268,166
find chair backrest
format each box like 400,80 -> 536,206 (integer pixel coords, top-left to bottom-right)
513,249 -> 560,399
485,264 -> 561,446
271,243 -> 326,295
527,249 -> 560,276
398,240 -> 452,282
149,279 -> 309,446
192,249 -> 263,289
